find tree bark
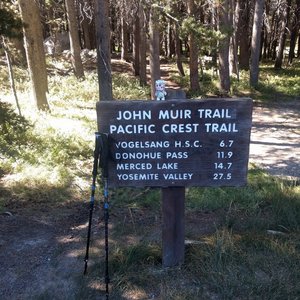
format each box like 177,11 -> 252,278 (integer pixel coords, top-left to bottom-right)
82,18 -> 92,50
171,1 -> 185,77
274,0 -> 292,69
2,40 -> 22,116
149,6 -> 161,99
230,0 -> 240,79
288,10 -> 298,64
174,24 -> 185,77
133,13 -> 140,76
250,0 -> 265,87
95,0 -> 113,100
121,12 -> 129,61
238,0 -> 251,70
288,18 -> 298,64
65,0 -> 85,78
218,0 -> 231,94
139,4 -> 147,86
298,29 -> 300,58
18,0 -> 49,111
187,0 -> 200,93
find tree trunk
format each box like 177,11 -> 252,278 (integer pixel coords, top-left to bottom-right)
149,6 -> 161,99
262,0 -> 270,60
230,0 -> 240,79
133,13 -> 140,76
171,1 -> 185,77
238,0 -> 251,70
250,0 -> 265,87
65,0 -> 85,78
2,40 -> 22,116
298,30 -> 300,58
274,0 -> 292,69
288,0 -> 299,63
218,0 -> 231,95
288,23 -> 297,63
174,24 -> 185,77
18,0 -> 49,111
82,17 -> 92,50
121,14 -> 129,61
139,4 -> 147,86
167,20 -> 175,58
187,0 -> 200,93
95,0 -> 113,100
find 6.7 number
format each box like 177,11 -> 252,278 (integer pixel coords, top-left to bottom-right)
219,140 -> 234,147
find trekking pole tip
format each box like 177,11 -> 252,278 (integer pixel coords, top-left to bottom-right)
84,260 -> 88,275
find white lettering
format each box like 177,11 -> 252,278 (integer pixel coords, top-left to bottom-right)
166,151 -> 188,159
115,141 -> 170,149
115,152 -> 162,160
158,109 -> 192,120
117,173 -> 159,181
116,163 -> 152,170
163,173 -> 193,180
205,123 -> 238,133
162,123 -> 199,133
198,109 -> 235,119
110,124 -> 156,134
116,110 -> 152,120
157,162 -> 178,170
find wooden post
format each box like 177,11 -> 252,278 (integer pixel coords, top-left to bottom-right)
162,89 -> 186,267
162,187 -> 185,267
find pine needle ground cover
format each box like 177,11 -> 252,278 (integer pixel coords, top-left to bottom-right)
0,58 -> 299,299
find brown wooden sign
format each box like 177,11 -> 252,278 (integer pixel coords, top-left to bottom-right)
96,98 -> 253,188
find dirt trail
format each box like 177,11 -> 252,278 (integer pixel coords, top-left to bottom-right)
0,206 -> 87,299
249,101 -> 300,179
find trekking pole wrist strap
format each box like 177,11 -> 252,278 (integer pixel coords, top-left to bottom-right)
96,132 -> 109,179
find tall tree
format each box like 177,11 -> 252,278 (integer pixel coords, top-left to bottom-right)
139,2 -> 147,86
149,5 -> 161,99
133,6 -> 140,76
288,0 -> 300,64
95,0 -> 113,100
274,0 -> 292,69
187,0 -> 200,93
121,0 -> 129,61
18,0 -> 50,111
171,1 -> 185,77
250,0 -> 265,87
0,1 -> 23,115
238,0 -> 252,70
65,0 -> 85,78
230,0 -> 240,78
174,24 -> 185,77
218,0 -> 231,94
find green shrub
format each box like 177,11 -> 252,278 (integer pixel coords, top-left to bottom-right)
0,102 -> 32,157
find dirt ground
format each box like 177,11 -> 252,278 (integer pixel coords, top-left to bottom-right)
250,100 -> 300,179
0,98 -> 299,299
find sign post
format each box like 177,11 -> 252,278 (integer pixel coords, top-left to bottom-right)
162,89 -> 186,267
96,97 -> 253,266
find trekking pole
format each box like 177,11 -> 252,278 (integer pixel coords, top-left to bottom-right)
103,177 -> 110,300
84,133 -> 101,275
98,133 -> 110,299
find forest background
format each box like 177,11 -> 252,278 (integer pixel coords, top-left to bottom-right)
0,0 -> 300,299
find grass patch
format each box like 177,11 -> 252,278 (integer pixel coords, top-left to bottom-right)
186,230 -> 300,299
170,60 -> 300,102
186,167 -> 300,232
